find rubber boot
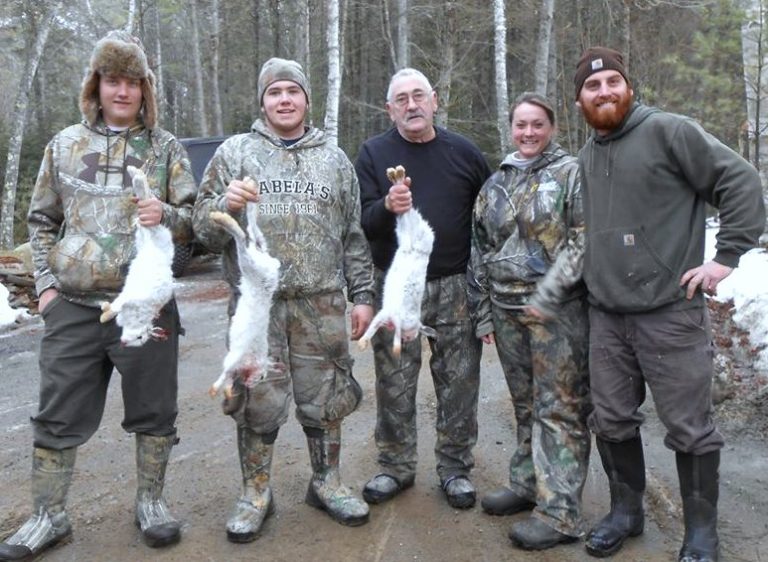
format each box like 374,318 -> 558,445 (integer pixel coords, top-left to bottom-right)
226,427 -> 275,543
135,433 -> 181,548
676,451 -> 720,562
481,487 -> 536,516
304,424 -> 369,526
585,436 -> 645,558
0,447 -> 76,561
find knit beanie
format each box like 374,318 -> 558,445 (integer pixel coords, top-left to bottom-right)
574,46 -> 629,99
257,58 -> 309,105
80,30 -> 158,128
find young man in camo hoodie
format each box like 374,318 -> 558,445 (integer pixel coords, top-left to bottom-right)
0,31 -> 196,561
193,58 -> 375,541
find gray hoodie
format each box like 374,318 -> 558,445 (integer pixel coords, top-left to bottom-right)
580,102 -> 765,313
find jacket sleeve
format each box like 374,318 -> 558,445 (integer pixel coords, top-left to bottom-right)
160,138 -> 197,245
671,118 -> 766,268
355,143 -> 396,239
467,183 -> 494,338
27,138 -> 64,296
192,139 -> 240,254
528,163 -> 585,316
340,160 -> 375,305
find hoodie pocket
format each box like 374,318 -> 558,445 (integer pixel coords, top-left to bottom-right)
48,233 -> 135,293
586,227 -> 678,311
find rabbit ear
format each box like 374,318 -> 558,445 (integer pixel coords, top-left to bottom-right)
99,302 -> 117,323
127,165 -> 150,199
386,165 -> 407,185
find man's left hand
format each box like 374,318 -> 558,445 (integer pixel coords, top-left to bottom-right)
349,304 -> 374,340
680,260 -> 733,299
136,197 -> 164,227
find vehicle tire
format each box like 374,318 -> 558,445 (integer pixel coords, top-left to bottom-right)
172,243 -> 194,278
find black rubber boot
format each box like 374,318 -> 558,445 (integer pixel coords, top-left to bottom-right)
676,451 -> 719,562
585,436 -> 645,558
509,517 -> 578,550
481,486 -> 536,516
0,447 -> 76,561
135,434 -> 181,548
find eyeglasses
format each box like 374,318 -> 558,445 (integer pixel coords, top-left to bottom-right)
391,90 -> 431,108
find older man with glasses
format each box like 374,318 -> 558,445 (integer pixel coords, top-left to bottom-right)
355,68 -> 491,509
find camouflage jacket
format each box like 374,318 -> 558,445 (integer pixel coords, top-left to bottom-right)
192,119 -> 374,304
28,120 -> 196,308
468,142 -> 585,336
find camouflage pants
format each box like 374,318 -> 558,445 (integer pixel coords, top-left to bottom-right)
223,291 -> 362,433
492,296 -> 591,536
371,271 -> 481,483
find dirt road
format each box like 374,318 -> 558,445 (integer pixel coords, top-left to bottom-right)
1,258 -> 766,561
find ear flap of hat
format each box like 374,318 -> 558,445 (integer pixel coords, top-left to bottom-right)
141,69 -> 158,129
80,71 -> 101,126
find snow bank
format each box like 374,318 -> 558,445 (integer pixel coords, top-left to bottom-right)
707,228 -> 768,371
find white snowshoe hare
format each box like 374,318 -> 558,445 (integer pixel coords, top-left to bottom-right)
208,183 -> 281,398
358,165 -> 436,356
99,165 -> 175,347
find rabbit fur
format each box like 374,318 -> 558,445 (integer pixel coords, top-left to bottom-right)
208,198 -> 280,398
358,165 -> 436,356
99,165 -> 175,347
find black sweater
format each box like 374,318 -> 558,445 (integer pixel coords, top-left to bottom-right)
356,127 -> 491,279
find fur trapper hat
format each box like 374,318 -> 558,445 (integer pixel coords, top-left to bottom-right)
80,30 -> 157,128
257,57 -> 309,105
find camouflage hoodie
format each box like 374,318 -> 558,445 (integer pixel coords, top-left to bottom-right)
28,120 -> 196,307
468,142 -> 585,337
192,119 -> 374,304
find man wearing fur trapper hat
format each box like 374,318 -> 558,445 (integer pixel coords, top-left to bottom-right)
193,57 -> 375,541
0,31 -> 196,560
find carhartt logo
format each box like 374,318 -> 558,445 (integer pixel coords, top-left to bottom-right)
591,58 -> 604,71
623,234 -> 635,246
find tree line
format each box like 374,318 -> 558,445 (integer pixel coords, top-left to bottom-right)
0,0 -> 761,248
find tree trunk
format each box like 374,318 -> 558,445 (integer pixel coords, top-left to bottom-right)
381,0 -> 399,73
300,0 -> 311,122
534,0 -> 555,94
190,0 -> 209,136
620,0 -> 631,71
435,1 -> 457,128
0,0 -> 61,250
126,0 -> 137,33
397,0 -> 409,68
324,0 -> 341,145
276,0 -> 306,64
210,0 -> 224,135
493,0 -> 510,158
547,23 -> 558,102
742,0 -> 765,174
153,2 -> 166,122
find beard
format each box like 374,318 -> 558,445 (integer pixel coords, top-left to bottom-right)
580,89 -> 634,133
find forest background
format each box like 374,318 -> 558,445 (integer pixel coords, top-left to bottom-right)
1,0 -> 768,248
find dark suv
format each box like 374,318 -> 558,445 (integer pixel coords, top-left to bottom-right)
173,136 -> 229,276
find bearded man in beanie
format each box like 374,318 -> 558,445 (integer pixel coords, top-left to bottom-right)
551,46 -> 764,561
0,31 -> 196,560
193,57 -> 375,540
